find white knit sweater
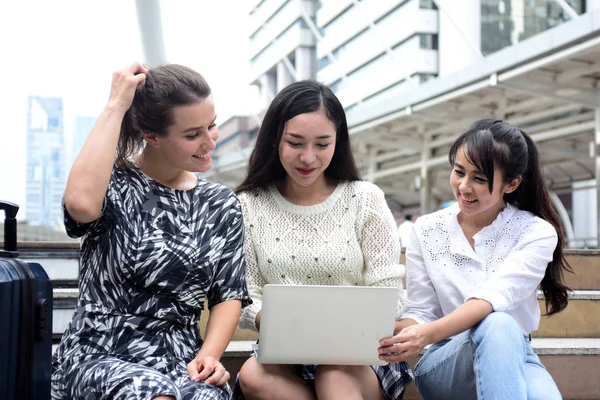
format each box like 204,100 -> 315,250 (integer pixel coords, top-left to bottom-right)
237,180 -> 405,332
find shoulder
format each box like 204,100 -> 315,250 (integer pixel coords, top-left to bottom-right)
197,179 -> 241,211
413,205 -> 456,232
508,207 -> 557,240
237,187 -> 270,207
107,166 -> 145,199
346,180 -> 386,202
111,166 -> 139,186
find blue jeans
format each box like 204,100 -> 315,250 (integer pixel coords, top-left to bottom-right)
414,312 -> 562,400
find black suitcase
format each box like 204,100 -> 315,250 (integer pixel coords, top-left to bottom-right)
0,201 -> 53,400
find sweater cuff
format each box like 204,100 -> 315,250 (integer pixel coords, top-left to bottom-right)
239,301 -> 262,332
468,290 -> 510,312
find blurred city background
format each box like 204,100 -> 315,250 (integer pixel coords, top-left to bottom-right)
1,0 -> 598,248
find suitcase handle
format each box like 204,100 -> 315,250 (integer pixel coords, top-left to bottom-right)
0,200 -> 19,254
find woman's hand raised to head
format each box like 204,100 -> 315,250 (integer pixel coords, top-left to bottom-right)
107,62 -> 149,113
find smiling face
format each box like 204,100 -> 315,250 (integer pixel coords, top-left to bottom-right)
278,109 -> 337,190
148,97 -> 218,173
450,145 -> 520,225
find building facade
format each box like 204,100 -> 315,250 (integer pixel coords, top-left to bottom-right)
248,0 -> 440,111
210,0 -> 599,247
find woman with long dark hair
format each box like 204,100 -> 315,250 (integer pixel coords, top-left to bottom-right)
235,80 -> 412,400
379,119 -> 570,399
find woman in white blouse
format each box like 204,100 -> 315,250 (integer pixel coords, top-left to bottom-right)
379,119 -> 570,399
233,80 -> 412,400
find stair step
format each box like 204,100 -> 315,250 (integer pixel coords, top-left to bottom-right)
25,258 -> 79,281
51,338 -> 600,400
16,248 -> 600,290
51,288 -> 600,339
52,338 -> 600,360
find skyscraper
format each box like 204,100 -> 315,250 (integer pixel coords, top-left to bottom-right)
25,96 -> 66,228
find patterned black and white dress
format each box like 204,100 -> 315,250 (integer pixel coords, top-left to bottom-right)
51,166 -> 251,400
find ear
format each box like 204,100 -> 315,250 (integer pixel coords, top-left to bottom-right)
504,177 -> 521,194
143,131 -> 161,148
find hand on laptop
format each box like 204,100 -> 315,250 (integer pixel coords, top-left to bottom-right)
187,355 -> 230,386
378,324 -> 429,363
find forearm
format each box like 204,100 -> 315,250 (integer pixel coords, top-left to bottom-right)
197,300 -> 242,360
64,105 -> 126,223
423,299 -> 493,344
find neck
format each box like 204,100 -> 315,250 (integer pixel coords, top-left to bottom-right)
279,175 -> 336,206
458,201 -> 507,233
136,149 -> 196,190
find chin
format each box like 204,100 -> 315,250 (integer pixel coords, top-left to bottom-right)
292,178 -> 318,187
192,162 -> 212,173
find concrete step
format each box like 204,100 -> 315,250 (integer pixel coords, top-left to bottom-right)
15,247 -> 600,290
223,339 -> 600,400
52,288 -> 600,340
535,290 -> 600,337
50,338 -> 600,400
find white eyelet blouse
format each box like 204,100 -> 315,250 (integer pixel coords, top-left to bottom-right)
401,203 -> 558,334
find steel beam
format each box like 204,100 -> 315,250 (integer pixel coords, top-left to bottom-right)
135,0 -> 167,66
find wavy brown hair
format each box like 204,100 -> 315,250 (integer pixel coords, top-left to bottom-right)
116,64 -> 211,170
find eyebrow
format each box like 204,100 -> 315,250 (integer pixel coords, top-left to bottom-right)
286,133 -> 333,140
181,115 -> 217,133
454,162 -> 484,174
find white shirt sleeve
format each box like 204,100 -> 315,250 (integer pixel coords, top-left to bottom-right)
467,221 -> 558,312
401,223 -> 444,324
237,193 -> 266,332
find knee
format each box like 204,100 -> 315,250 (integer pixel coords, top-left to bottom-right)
314,365 -> 361,386
238,358 -> 275,397
527,382 -> 562,400
474,312 -> 522,342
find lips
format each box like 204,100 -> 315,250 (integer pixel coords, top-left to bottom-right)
296,168 -> 316,175
460,194 -> 477,205
193,152 -> 210,160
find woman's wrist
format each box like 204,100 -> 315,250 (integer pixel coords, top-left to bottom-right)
195,346 -> 222,361
104,101 -> 129,117
420,320 -> 443,345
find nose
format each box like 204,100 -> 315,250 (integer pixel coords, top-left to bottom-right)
458,177 -> 470,192
299,148 -> 316,164
203,128 -> 218,151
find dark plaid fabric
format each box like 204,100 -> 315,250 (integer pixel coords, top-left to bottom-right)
51,166 -> 250,399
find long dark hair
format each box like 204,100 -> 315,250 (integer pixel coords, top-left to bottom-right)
236,80 -> 360,194
449,119 -> 571,315
116,64 -> 211,169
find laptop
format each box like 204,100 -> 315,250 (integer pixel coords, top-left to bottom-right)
257,284 -> 400,366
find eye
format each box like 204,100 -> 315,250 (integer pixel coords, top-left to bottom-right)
453,169 -> 464,177
474,176 -> 487,183
316,143 -> 331,149
185,132 -> 200,140
209,123 -> 217,130
287,141 -> 302,148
